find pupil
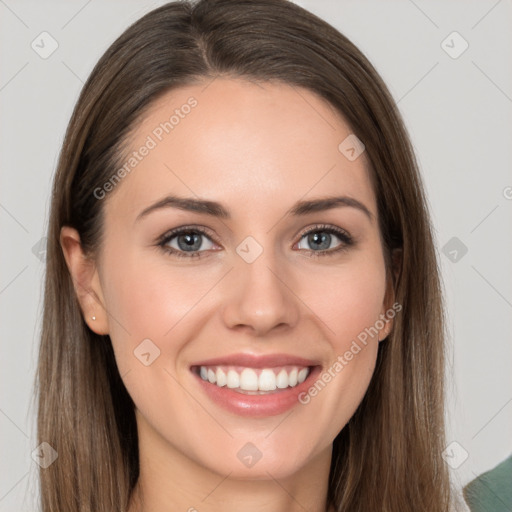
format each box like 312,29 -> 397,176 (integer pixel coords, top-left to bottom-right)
178,233 -> 201,251
309,232 -> 330,250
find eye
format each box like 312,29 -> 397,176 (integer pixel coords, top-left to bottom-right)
156,223 -> 354,259
295,224 -> 354,257
157,226 -> 217,259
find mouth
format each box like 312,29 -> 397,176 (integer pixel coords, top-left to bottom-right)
191,364 -> 312,394
189,353 -> 322,417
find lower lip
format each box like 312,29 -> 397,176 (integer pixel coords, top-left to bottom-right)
191,366 -> 322,418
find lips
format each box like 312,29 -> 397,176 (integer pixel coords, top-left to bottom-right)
190,353 -> 322,417
191,352 -> 321,369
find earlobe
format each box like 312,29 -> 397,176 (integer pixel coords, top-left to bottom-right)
59,226 -> 110,335
378,316 -> 393,342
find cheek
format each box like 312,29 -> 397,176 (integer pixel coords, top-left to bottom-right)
302,254 -> 387,346
101,246 -> 211,338
294,254 -> 386,421
99,253 -> 201,423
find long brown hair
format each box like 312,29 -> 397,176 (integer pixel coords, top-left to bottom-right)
37,0 -> 460,510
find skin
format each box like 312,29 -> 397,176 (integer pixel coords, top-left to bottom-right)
61,78 -> 395,512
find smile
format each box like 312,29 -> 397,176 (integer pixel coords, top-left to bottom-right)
190,353 -> 322,417
197,365 -> 310,393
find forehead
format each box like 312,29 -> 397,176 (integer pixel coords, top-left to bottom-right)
105,78 -> 375,222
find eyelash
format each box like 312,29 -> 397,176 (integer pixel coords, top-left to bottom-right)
156,223 -> 354,259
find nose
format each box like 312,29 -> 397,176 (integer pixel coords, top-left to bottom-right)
221,248 -> 300,337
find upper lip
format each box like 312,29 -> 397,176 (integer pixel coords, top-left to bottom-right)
191,353 -> 321,369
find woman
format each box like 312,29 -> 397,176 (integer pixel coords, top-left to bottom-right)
37,0 -> 467,510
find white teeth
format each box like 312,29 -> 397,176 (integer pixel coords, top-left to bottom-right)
240,368 -> 259,391
276,369 -> 288,389
216,368 -> 227,387
297,368 -> 308,384
226,369 -> 240,389
198,365 -> 311,392
259,369 -> 277,391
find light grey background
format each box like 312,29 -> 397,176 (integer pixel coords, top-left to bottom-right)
1,0 -> 511,509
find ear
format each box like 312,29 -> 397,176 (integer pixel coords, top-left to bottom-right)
378,248 -> 402,342
60,226 -> 109,335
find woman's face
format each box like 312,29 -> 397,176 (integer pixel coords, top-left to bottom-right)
74,78 -> 394,479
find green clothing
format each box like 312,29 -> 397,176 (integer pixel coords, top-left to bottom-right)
463,454 -> 512,512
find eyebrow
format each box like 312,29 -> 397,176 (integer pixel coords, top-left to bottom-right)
135,194 -> 374,223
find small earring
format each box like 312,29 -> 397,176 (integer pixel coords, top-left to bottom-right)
91,316 -> 96,321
